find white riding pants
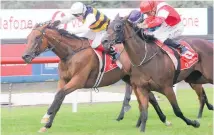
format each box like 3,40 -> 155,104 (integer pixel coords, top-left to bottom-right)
147,21 -> 184,42
80,30 -> 107,48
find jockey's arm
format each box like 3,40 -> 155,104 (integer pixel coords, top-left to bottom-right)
60,14 -> 76,24
145,17 -> 164,28
68,13 -> 96,34
157,9 -> 169,19
138,9 -> 169,29
145,9 -> 169,28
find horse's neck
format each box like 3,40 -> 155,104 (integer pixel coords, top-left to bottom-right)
124,24 -> 149,64
45,30 -> 69,60
65,37 -> 89,50
46,30 -> 90,60
49,42 -> 69,60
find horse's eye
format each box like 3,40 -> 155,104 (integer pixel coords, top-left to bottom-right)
114,24 -> 121,31
35,36 -> 40,40
116,25 -> 121,29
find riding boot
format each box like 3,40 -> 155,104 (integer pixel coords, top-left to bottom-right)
164,38 -> 187,54
109,46 -> 119,61
177,45 -> 188,54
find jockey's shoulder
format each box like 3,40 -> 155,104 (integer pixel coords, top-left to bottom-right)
157,2 -> 171,8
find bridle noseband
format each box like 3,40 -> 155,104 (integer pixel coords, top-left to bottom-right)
33,27 -> 55,53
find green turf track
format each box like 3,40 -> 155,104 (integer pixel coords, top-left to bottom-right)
1,88 -> 213,135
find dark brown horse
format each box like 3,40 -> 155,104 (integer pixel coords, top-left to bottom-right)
101,14 -> 213,132
22,21 -> 171,133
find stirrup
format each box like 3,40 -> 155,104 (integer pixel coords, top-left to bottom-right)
111,53 -> 120,61
180,46 -> 188,54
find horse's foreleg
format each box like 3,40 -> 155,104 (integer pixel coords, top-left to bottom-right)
57,79 -> 66,90
41,89 -> 66,128
116,83 -> 132,121
164,86 -> 200,128
39,75 -> 87,132
148,92 -> 171,126
137,87 -> 149,132
132,85 -> 143,128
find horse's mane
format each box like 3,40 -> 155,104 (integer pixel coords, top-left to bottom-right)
123,15 -> 156,43
129,23 -> 156,43
49,26 -> 88,40
137,30 -> 157,43
36,20 -> 88,40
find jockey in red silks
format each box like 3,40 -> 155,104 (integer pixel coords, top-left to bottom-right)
137,0 -> 188,54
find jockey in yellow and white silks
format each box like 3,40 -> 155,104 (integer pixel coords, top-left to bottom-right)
53,2 -> 118,59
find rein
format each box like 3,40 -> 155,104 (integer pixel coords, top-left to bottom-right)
127,29 -> 158,67
33,28 -> 90,61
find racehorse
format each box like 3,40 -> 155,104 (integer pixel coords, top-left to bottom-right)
101,14 -> 213,132
22,21 -> 171,132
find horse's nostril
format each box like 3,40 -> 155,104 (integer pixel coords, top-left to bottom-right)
22,55 -> 30,60
102,40 -> 108,44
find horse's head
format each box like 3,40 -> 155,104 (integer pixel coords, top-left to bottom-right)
22,21 -> 53,63
102,14 -> 131,51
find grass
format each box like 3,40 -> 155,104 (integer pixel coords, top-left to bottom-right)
1,88 -> 213,135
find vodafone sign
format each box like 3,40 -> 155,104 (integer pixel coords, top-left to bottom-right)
52,11 -> 67,29
0,8 -> 208,39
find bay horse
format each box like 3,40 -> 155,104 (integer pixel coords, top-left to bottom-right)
22,21 -> 171,132
101,14 -> 213,132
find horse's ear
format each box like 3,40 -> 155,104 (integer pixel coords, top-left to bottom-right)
123,16 -> 129,21
115,13 -> 120,20
33,23 -> 40,28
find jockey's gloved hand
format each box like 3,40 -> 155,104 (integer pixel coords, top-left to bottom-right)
51,20 -> 61,27
58,29 -> 68,35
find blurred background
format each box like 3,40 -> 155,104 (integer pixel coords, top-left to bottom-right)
1,1 -> 214,9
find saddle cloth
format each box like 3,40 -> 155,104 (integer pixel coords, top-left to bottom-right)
154,40 -> 198,70
92,45 -> 118,88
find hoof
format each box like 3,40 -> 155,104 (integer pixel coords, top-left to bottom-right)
196,118 -> 201,122
193,120 -> 200,128
207,104 -> 213,110
140,124 -> 146,132
165,120 -> 172,126
136,123 -> 141,128
38,127 -> 47,133
41,117 -> 50,124
116,116 -> 124,121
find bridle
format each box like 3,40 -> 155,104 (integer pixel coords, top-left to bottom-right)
107,19 -> 158,67
32,24 -> 90,61
32,27 -> 55,54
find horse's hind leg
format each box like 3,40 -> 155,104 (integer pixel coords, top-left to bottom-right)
117,83 -> 132,121
189,83 -> 213,119
164,86 -> 200,128
203,90 -> 213,110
